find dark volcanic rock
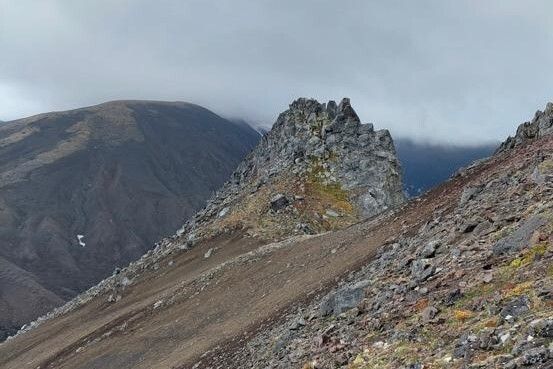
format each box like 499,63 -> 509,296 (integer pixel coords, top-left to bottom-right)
0,100 -> 259,334
500,295 -> 530,320
270,194 -> 290,211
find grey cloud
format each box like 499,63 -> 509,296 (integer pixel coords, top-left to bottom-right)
1,0 -> 553,143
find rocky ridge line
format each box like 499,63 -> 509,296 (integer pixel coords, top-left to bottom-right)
498,102 -> 553,153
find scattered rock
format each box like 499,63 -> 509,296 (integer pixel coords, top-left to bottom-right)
319,280 -> 370,316
325,209 -> 340,217
500,296 -> 530,320
218,207 -> 230,218
493,216 -> 546,255
461,220 -> 480,233
460,185 -> 482,205
519,347 -> 550,366
270,194 -> 290,211
530,318 -> 553,338
420,240 -> 440,258
421,305 -> 439,323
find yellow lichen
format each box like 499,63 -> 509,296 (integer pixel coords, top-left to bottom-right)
538,159 -> 553,174
509,242 -> 549,269
453,309 -> 474,321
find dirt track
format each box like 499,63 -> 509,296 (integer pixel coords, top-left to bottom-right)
0,152 -> 498,369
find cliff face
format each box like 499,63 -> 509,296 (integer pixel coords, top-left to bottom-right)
238,97 -> 405,217
176,97 -> 405,242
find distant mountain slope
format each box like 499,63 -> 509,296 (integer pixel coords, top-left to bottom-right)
0,100 -> 260,339
395,138 -> 497,196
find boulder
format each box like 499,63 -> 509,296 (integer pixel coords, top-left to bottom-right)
319,280 -> 370,316
500,295 -> 530,320
421,305 -> 439,323
410,259 -> 435,282
270,194 -> 290,211
493,216 -> 545,255
420,241 -> 440,258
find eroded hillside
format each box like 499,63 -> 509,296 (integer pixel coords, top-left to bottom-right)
1,102 -> 552,369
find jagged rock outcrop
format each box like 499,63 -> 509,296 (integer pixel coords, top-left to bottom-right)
498,102 -> 553,152
238,97 -> 405,217
177,97 -> 405,241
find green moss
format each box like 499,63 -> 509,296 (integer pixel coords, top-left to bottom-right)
306,159 -> 353,212
531,242 -> 548,256
510,257 -> 523,268
510,242 -> 550,269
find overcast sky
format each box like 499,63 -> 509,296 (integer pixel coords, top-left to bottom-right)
1,1 -> 553,143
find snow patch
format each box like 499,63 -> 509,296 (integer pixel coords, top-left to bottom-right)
77,234 -> 86,247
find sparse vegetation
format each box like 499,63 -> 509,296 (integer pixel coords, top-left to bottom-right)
306,159 -> 355,217
453,309 -> 474,322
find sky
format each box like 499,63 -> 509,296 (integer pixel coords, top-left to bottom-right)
1,0 -> 553,144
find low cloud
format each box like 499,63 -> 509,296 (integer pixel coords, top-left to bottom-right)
1,0 -> 553,143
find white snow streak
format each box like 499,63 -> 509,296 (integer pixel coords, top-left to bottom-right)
77,234 -> 86,247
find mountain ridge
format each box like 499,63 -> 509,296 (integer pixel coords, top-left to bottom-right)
395,138 -> 498,196
0,100 -> 260,340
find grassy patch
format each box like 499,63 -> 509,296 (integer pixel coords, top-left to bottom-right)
305,160 -> 355,216
453,309 -> 474,322
538,159 -> 553,174
509,242 -> 549,269
502,281 -> 534,298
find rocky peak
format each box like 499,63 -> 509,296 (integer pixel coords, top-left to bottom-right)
498,101 -> 553,152
176,97 -> 405,243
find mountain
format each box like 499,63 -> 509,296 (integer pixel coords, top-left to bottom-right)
0,100 -> 260,340
0,97 -> 406,367
3,101 -> 553,369
395,139 -> 498,196
173,97 -> 405,242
